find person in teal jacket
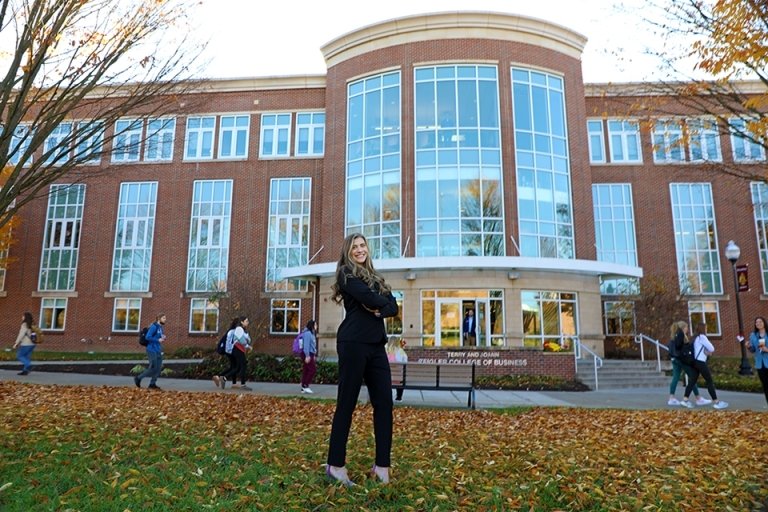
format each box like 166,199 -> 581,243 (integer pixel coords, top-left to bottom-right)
746,316 -> 768,405
134,313 -> 166,390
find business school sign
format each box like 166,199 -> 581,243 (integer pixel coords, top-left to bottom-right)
416,351 -> 529,368
404,348 -> 575,379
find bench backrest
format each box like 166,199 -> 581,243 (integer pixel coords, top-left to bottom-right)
391,362 -> 475,387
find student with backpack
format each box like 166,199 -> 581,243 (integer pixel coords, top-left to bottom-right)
213,316 -> 252,391
680,322 -> 728,409
299,319 -> 318,394
667,321 -> 708,406
134,313 -> 167,390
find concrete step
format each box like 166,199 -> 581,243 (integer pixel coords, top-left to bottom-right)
576,359 -> 669,390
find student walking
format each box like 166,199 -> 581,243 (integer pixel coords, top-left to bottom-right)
12,312 -> 36,375
215,316 -> 252,391
667,321 -> 709,406
134,313 -> 167,390
681,322 -> 728,409
300,320 -> 318,394
746,316 -> 768,405
326,233 -> 398,486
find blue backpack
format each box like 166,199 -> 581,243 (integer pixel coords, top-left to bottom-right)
292,331 -> 304,357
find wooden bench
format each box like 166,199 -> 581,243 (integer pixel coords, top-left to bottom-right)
389,362 -> 476,409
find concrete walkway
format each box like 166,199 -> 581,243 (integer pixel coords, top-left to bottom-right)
1,362 -> 766,412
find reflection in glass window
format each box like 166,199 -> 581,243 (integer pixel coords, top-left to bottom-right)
750,182 -> 768,293
688,300 -> 720,335
687,117 -> 721,162
111,182 -> 157,291
587,119 -> 605,164
39,184 -> 86,291
592,183 -> 639,295
347,71 -> 401,259
40,297 -> 67,330
74,121 -> 104,165
653,119 -> 685,163
185,116 -> 215,159
415,65 -> 503,257
218,115 -> 249,159
296,112 -> 325,156
670,183 -> 722,294
271,298 -> 300,334
9,124 -> 33,166
730,118 -> 766,162
607,120 -> 642,163
260,113 -> 291,158
145,118 -> 176,161
190,298 -> 218,333
186,180 -> 232,292
385,291 -> 403,337
43,122 -> 73,165
113,298 -> 141,332
521,290 -> 577,351
512,68 -> 573,258
604,300 -> 635,336
266,178 -> 310,292
112,119 -> 143,162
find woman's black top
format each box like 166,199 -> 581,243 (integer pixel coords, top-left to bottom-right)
336,267 -> 398,345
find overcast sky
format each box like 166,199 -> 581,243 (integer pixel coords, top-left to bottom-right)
191,0 -> 664,83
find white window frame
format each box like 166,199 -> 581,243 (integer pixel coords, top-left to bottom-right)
688,300 -> 721,336
74,120 -> 104,165
603,300 -> 635,336
112,119 -> 143,163
587,119 -> 606,164
259,113 -> 292,158
144,117 -> 176,162
184,115 -> 216,160
687,117 -> 722,162
8,124 -> 33,166
218,114 -> 250,159
40,297 -> 67,331
189,298 -> 219,333
653,119 -> 685,163
607,119 -> 642,163
111,182 -> 158,292
270,298 -> 300,335
39,184 -> 86,292
43,122 -> 73,165
729,117 -> 766,162
295,112 -> 325,157
112,298 -> 142,332
186,180 -> 232,292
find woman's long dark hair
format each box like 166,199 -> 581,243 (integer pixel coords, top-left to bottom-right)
22,311 -> 34,328
331,233 -> 390,304
753,316 -> 768,334
229,315 -> 248,331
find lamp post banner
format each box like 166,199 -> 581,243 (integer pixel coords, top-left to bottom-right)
736,264 -> 749,292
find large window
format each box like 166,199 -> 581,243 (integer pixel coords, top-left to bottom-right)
687,117 -> 722,162
653,119 -> 685,163
295,112 -> 325,157
40,297 -> 67,330
186,180 -> 232,292
607,120 -> 642,163
185,116 -> 216,160
112,119 -> 143,162
190,298 -> 218,333
74,121 -> 105,165
43,122 -> 73,165
670,183 -> 722,294
512,68 -> 573,258
603,301 -> 635,336
260,113 -> 291,158
111,182 -> 158,291
730,118 -> 766,162
266,178 -> 310,291
415,65 -> 503,257
521,290 -> 577,351
347,71 -> 401,259
688,300 -> 720,336
592,184 -> 639,294
113,298 -> 141,332
271,298 -> 300,335
39,184 -> 86,291
587,119 -> 605,164
144,118 -> 176,161
218,115 -> 249,159
751,182 -> 768,293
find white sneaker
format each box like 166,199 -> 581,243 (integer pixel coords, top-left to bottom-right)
680,400 -> 695,409
695,397 -> 712,406
302,387 -> 314,394
713,401 -> 729,410
667,398 -> 681,406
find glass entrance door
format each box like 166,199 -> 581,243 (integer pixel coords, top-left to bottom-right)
435,299 -> 461,347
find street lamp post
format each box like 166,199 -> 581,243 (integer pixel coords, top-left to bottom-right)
724,240 -> 753,376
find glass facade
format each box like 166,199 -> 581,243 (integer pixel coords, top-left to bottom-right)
414,65 -> 503,257
670,183 -> 722,294
522,291 -> 577,351
346,71 -> 401,259
592,184 -> 638,294
111,182 -> 158,292
186,180 -> 232,292
512,68 -> 573,258
751,182 -> 768,293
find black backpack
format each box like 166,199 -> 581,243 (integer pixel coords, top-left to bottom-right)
215,332 -> 228,355
679,341 -> 696,366
139,326 -> 150,347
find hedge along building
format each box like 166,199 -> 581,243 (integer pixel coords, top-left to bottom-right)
6,10 -> 766,379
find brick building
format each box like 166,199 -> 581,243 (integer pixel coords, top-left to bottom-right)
2,11 -> 765,378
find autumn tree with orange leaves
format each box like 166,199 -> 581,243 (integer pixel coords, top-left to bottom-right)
0,0 -> 205,231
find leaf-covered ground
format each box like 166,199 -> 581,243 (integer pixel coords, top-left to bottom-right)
0,381 -> 766,511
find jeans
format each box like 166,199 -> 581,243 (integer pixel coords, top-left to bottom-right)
138,351 -> 163,385
669,358 -> 699,396
16,345 -> 35,372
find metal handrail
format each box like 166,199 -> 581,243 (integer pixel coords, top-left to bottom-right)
573,337 -> 604,390
633,333 -> 667,372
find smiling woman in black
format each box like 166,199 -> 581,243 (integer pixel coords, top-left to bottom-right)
326,233 -> 398,486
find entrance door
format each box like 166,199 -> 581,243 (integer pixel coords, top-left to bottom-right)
476,300 -> 487,347
435,299 -> 461,347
